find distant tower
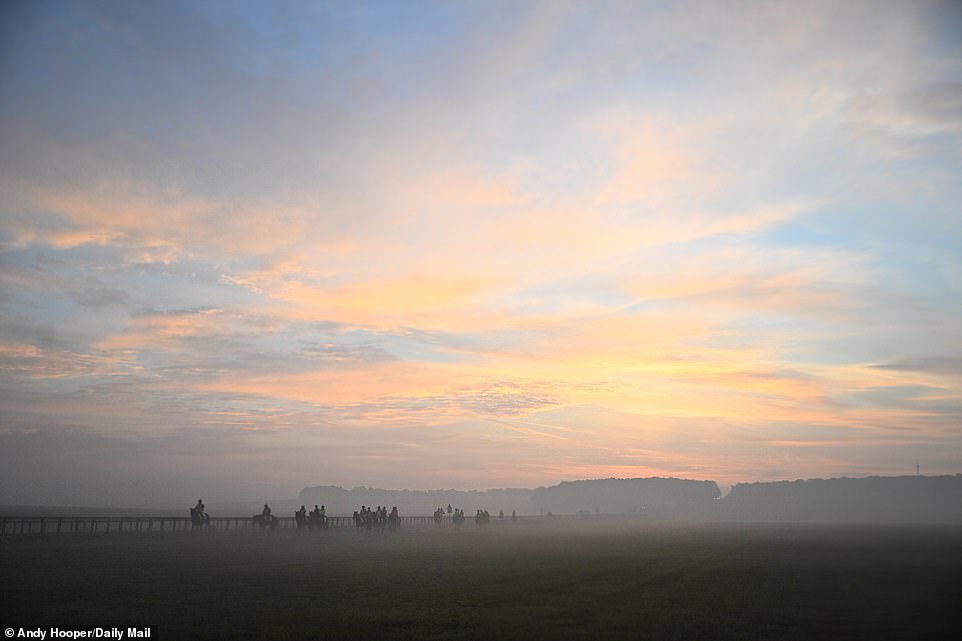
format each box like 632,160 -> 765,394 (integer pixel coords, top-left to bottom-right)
916,458 -> 920,477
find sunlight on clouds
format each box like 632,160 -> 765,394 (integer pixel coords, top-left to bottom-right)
268,276 -> 498,329
1,0 -> 960,496
96,308 -> 225,350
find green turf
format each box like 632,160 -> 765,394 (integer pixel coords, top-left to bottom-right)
2,521 -> 960,640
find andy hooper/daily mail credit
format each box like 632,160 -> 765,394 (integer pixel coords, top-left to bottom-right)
6,629 -> 151,639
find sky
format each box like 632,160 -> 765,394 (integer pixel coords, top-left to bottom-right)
1,0 -> 960,506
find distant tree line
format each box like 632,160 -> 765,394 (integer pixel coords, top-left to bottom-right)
724,474 -> 962,522
299,475 -> 962,522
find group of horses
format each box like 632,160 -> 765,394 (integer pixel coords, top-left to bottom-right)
352,505 -> 401,531
189,504 -> 519,530
432,506 -> 517,526
189,505 -> 325,530
294,505 -> 330,530
254,505 -> 329,530
433,506 -> 472,524
435,508 -> 494,525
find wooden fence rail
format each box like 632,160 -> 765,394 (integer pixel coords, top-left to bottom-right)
0,514 -> 511,537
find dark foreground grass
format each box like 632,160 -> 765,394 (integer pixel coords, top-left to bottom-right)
2,520 -> 960,640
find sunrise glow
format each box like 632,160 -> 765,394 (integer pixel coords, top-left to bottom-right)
1,0 -> 960,504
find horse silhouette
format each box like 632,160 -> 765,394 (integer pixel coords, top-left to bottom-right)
189,507 -> 210,529
252,513 -> 279,529
309,511 -> 329,530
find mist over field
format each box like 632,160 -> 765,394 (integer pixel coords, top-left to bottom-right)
3,517 -> 961,641
6,474 -> 961,526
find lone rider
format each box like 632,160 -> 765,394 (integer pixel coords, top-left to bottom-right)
262,504 -> 272,523
195,499 -> 206,518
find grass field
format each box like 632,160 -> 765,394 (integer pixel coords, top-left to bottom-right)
2,520 -> 960,640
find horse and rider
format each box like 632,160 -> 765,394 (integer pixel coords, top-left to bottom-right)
190,499 -> 210,528
295,505 -> 308,529
309,504 -> 328,530
253,503 -> 278,529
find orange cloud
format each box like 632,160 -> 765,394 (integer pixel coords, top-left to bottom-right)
96,308 -> 225,351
